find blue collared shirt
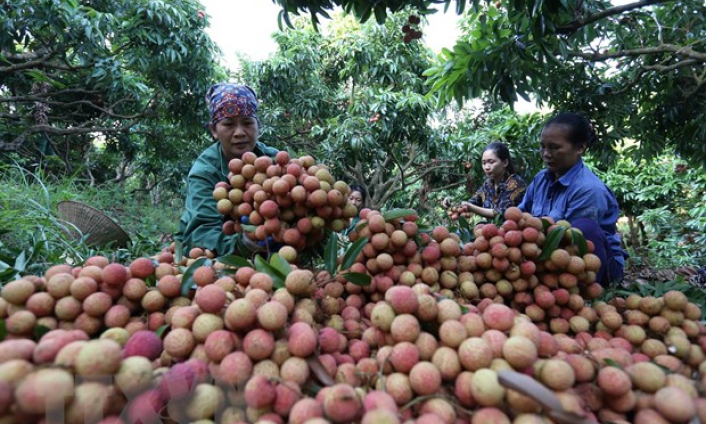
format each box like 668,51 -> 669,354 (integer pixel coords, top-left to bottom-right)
518,159 -> 625,265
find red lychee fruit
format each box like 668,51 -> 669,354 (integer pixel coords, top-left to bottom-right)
158,362 -> 197,401
102,263 -> 128,286
127,389 -> 165,424
123,330 -> 163,361
130,258 -> 155,279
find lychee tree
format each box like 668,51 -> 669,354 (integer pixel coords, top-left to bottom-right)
420,104 -> 546,222
273,0 -> 706,168
237,11 -> 533,214
592,154 -> 706,268
0,0 -> 223,190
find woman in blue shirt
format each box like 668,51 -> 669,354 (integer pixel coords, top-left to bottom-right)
518,112 -> 626,285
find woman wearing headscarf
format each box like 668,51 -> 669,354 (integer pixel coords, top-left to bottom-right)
176,83 -> 278,256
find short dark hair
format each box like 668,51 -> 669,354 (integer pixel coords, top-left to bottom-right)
349,184 -> 367,204
543,112 -> 597,149
484,142 -> 516,174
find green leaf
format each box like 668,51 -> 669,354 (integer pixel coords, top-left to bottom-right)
269,253 -> 292,277
652,362 -> 674,374
603,358 -> 623,369
217,254 -> 252,268
241,224 -> 257,232
341,236 -> 369,271
324,231 -> 338,275
537,226 -> 566,261
0,320 -> 5,342
492,213 -> 504,225
155,324 -> 170,338
572,229 -> 589,256
541,218 -> 553,231
273,277 -> 285,290
34,324 -> 51,341
174,240 -> 183,264
342,272 -> 371,286
254,255 -> 285,288
382,208 -> 417,221
458,215 -> 472,233
373,5 -> 387,24
352,220 -> 368,231
13,250 -> 27,273
417,224 -> 432,233
179,257 -> 208,296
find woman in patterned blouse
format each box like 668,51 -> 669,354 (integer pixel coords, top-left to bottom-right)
460,142 -> 527,219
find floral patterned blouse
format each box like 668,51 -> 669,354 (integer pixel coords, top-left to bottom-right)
469,172 -> 527,215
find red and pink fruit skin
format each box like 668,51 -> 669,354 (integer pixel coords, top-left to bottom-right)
123,330 -> 163,361
127,389 -> 165,424
158,362 -> 197,401
322,384 -> 363,423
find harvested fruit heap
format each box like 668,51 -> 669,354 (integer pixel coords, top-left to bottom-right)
1,198 -> 706,424
446,203 -> 472,221
214,151 -> 357,252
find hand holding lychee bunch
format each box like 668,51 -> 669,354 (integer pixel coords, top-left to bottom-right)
446,203 -> 472,221
212,151 -> 358,254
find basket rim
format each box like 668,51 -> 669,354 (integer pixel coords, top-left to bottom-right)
57,200 -> 131,246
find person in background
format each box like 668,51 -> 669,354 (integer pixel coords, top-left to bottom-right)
176,83 -> 278,256
518,112 -> 626,285
342,184 -> 366,237
457,141 -> 527,219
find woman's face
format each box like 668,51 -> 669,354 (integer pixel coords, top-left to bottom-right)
540,124 -> 585,176
211,116 -> 259,161
481,150 -> 508,181
348,190 -> 364,210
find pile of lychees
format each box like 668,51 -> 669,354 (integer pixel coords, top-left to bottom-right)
213,151 -> 357,254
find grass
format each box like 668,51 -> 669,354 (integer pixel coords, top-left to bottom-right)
0,164 -> 182,283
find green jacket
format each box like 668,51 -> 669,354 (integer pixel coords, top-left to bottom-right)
175,141 -> 278,256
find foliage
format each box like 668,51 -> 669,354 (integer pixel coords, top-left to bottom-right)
603,277 -> 706,315
278,0 -> 706,168
1,0 -> 225,195
0,164 -> 178,284
423,105 -> 546,222
180,219 -> 380,291
0,165 -> 89,281
237,12 -> 440,212
593,154 -> 706,268
272,0 -> 446,28
238,12 -> 544,223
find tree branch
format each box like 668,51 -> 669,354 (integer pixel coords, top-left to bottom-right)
0,123 -> 139,152
2,95 -> 147,120
556,0 -> 673,34
641,59 -> 700,72
0,48 -> 57,74
568,44 -> 706,63
428,180 -> 467,192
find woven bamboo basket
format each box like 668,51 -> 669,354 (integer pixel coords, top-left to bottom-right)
57,200 -> 131,248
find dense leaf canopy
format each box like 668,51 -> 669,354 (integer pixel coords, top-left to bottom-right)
1,0 -> 223,187
237,12 -> 545,213
273,0 -> 706,167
